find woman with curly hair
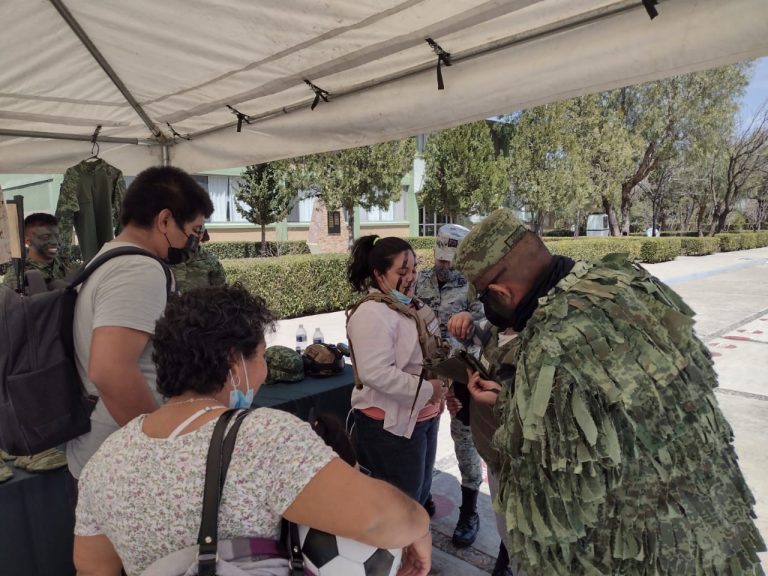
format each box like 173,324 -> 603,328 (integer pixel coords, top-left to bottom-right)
72,284 -> 431,576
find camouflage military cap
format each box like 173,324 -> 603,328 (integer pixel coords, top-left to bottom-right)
264,345 -> 305,385
453,208 -> 528,301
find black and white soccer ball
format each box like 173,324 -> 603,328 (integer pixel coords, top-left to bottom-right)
297,525 -> 402,576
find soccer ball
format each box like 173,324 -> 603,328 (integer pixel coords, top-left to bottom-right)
297,525 -> 403,576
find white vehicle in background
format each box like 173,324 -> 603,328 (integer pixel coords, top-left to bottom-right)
586,213 -> 610,236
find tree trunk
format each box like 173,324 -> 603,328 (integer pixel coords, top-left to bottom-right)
695,201 -> 708,236
602,196 -> 621,236
574,209 -> 581,238
534,212 -> 545,236
345,205 -> 355,252
621,142 -> 658,236
260,224 -> 267,256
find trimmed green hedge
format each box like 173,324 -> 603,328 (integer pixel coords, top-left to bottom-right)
222,249 -> 435,319
546,238 -> 643,262
205,241 -> 309,259
403,236 -> 437,250
680,237 -> 720,256
639,238 -> 682,263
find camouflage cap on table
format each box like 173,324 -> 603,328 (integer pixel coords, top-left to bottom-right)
452,208 -> 528,301
264,345 -> 305,385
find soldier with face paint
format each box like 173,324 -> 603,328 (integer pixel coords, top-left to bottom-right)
3,212 -> 74,291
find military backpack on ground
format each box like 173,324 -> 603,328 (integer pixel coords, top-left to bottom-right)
302,343 -> 345,377
0,247 -> 172,455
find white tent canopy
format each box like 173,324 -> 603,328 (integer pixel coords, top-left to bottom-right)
2,0 -> 767,175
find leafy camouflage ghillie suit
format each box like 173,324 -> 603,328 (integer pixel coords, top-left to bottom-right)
171,249 -> 226,293
56,159 -> 125,262
455,209 -> 765,576
2,255 -> 73,291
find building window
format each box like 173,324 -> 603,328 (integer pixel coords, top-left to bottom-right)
287,190 -> 315,223
327,211 -> 341,234
362,187 -> 407,222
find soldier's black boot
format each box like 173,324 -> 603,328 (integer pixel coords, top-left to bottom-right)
491,541 -> 513,576
452,486 -> 480,548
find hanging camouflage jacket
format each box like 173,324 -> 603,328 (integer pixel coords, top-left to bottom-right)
56,159 -> 125,262
494,254 -> 765,576
171,249 -> 227,293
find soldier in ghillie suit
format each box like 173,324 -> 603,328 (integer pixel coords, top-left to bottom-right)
171,230 -> 226,292
415,224 -> 486,548
453,208 -> 765,576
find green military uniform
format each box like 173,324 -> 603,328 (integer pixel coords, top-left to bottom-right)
416,267 -> 485,492
2,255 -> 72,291
455,209 -> 765,576
56,159 -> 125,262
171,248 -> 227,293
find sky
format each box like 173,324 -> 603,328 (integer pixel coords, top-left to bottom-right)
738,57 -> 768,127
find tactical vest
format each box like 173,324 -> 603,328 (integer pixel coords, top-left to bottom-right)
345,291 -> 445,391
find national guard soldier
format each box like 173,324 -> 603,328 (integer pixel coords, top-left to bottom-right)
1,213 -> 73,472
415,224 -> 485,548
3,212 -> 74,291
453,208 -> 765,576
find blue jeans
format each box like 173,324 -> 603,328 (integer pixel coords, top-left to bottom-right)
353,410 -> 440,505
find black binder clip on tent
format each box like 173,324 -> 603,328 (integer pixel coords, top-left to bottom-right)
166,122 -> 191,141
227,105 -> 251,132
305,80 -> 330,110
642,0 -> 659,19
425,38 -> 451,90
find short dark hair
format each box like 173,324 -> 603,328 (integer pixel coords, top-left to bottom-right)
24,213 -> 58,229
347,235 -> 415,292
121,166 -> 213,229
152,284 -> 276,398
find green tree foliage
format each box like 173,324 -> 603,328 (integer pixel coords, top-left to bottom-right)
614,64 -> 750,234
235,162 -> 304,255
419,121 -> 509,220
506,103 -> 591,235
301,138 -> 415,250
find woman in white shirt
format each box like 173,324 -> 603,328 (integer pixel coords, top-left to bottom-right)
346,235 -> 445,513
73,284 -> 431,576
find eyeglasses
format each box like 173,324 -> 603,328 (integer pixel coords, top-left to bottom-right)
476,267 -> 505,304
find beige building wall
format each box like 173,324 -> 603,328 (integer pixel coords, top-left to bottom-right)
359,223 -> 411,238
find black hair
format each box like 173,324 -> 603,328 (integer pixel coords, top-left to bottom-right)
120,166 -> 214,229
347,235 -> 415,293
152,284 -> 276,398
24,213 -> 58,229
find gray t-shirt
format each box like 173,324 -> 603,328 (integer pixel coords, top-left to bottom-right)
67,241 -> 170,479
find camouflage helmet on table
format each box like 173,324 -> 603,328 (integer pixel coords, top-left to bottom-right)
303,343 -> 345,377
264,345 -> 305,385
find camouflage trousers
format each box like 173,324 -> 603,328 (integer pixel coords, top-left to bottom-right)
450,416 -> 483,491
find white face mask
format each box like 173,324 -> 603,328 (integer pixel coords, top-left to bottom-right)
228,353 -> 253,409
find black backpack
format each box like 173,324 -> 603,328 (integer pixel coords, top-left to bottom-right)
0,247 -> 172,455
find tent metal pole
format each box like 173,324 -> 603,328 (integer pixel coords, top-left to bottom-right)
0,128 -> 142,145
161,144 -> 171,166
186,0 -> 644,141
47,0 -> 165,141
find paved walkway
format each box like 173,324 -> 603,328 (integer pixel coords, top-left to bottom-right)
266,247 -> 768,574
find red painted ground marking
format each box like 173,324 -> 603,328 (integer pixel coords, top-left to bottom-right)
724,336 -> 750,341
753,330 -> 763,334
722,344 -> 737,349
738,329 -> 746,332
709,342 -> 719,347
710,352 -> 722,357
431,493 -> 455,521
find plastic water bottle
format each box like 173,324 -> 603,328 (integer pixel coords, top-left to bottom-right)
313,327 -> 324,344
295,324 -> 308,353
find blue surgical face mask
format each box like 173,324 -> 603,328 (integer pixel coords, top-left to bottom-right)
389,289 -> 413,306
228,354 -> 254,409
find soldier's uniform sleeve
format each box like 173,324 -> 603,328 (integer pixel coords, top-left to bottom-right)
207,253 -> 227,287
2,267 -> 19,290
493,260 -> 765,576
55,167 -> 80,260
111,170 -> 126,236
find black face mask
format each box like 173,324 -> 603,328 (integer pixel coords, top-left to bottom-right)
482,291 -> 516,329
165,233 -> 200,265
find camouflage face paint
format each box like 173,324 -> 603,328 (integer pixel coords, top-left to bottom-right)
27,225 -> 60,261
